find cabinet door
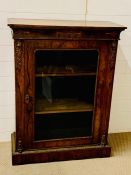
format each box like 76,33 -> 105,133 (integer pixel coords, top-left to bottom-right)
23,39 -> 115,150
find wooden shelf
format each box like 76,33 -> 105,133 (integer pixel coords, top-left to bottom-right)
35,127 -> 90,140
35,98 -> 94,114
36,65 -> 97,77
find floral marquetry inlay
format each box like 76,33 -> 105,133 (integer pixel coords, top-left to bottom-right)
109,41 -> 118,70
15,40 -> 22,72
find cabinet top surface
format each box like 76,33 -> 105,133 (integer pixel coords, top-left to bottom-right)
8,18 -> 126,30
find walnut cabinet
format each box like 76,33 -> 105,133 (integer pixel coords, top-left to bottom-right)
8,19 -> 126,165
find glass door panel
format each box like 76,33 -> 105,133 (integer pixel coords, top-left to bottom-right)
34,49 -> 98,141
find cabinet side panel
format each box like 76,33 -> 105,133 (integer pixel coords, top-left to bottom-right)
14,40 -> 25,152
93,40 -> 118,144
99,41 -> 118,143
92,41 -> 108,143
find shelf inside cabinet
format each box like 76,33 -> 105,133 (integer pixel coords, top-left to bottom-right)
36,65 -> 97,77
35,111 -> 93,140
35,98 -> 94,114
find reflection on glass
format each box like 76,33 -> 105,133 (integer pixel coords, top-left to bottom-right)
42,77 -> 53,103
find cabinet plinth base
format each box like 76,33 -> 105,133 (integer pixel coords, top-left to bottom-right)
12,133 -> 111,165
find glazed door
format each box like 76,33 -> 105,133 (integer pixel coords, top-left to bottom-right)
24,39 -> 111,150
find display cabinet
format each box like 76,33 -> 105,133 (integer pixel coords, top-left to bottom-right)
8,19 -> 126,165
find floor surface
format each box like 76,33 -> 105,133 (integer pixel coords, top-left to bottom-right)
0,132 -> 131,175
